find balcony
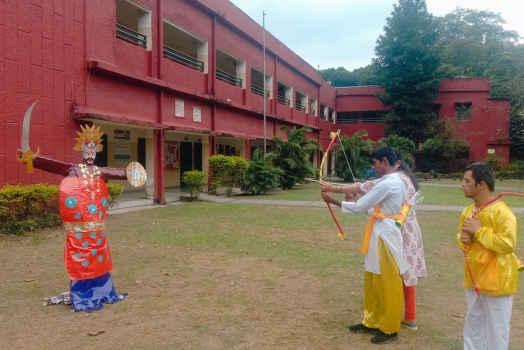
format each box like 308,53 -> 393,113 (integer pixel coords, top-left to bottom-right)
216,69 -> 242,87
163,45 -> 204,71
278,95 -> 290,106
116,23 -> 147,48
296,103 -> 306,112
251,84 -> 269,97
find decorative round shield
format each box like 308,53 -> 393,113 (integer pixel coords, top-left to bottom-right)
126,162 -> 147,187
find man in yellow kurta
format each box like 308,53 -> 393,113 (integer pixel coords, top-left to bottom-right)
458,162 -> 519,350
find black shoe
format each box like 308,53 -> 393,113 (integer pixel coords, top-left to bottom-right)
370,331 -> 399,344
349,323 -> 379,334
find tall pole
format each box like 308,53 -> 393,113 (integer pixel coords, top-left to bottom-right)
263,11 -> 267,156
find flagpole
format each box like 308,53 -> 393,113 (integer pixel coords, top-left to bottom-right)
263,11 -> 267,156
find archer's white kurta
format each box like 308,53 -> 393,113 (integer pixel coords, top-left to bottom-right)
359,170 -> 427,286
341,173 -> 410,275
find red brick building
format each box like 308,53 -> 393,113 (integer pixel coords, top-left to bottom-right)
335,79 -> 511,162
0,0 -> 511,201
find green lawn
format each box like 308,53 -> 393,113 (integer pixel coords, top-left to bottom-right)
2,203 -> 524,349
235,180 -> 524,207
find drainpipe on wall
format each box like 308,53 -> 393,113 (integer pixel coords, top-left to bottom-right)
154,0 -> 165,204
154,128 -> 165,204
206,15 -> 218,192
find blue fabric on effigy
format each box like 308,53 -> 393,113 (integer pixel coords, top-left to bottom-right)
69,272 -> 126,312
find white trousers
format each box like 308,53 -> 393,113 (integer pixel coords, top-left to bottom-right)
464,289 -> 513,350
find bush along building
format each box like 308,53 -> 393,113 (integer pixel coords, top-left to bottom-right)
1,0 -> 510,202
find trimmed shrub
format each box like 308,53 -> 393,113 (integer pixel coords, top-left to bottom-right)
106,183 -> 125,208
226,156 -> 249,197
0,182 -> 126,235
182,170 -> 206,201
208,155 -> 232,195
513,169 -> 524,180
0,184 -> 60,235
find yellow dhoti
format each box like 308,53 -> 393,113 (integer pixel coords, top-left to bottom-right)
362,238 -> 403,334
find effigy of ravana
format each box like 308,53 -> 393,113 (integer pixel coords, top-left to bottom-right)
17,102 -> 147,312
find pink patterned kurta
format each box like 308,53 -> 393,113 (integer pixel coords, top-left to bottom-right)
358,171 -> 427,286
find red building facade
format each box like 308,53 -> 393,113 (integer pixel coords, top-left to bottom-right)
1,0 -> 511,201
335,79 -> 511,163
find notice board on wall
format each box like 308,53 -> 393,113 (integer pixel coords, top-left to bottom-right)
114,129 -> 131,165
164,141 -> 179,171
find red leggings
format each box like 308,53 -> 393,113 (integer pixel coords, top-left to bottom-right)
403,283 -> 416,321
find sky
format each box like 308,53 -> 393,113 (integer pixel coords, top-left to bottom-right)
228,0 -> 524,71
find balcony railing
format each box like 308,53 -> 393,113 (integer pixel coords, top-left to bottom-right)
163,45 -> 204,71
277,95 -> 290,106
311,110 -> 316,116
251,84 -> 269,97
362,117 -> 386,124
116,23 -> 147,48
320,113 -> 326,120
336,119 -> 358,124
216,69 -> 243,87
296,103 -> 306,112
336,118 -> 385,124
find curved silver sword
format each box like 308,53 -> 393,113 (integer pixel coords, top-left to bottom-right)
21,101 -> 38,152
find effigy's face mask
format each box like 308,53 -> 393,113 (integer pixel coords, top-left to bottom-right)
82,143 -> 97,166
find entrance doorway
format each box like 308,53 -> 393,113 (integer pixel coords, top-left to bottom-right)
94,134 -> 108,167
138,137 -> 146,168
180,141 -> 193,187
194,142 -> 202,171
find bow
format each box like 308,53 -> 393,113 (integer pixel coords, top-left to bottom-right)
464,191 -> 524,296
320,130 -> 346,240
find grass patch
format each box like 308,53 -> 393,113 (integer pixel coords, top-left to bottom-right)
233,181 -> 524,207
1,203 -> 524,349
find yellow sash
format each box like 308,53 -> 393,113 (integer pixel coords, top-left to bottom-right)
361,205 -> 404,254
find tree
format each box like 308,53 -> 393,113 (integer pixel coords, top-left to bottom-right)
419,118 -> 473,172
321,65 -> 379,87
433,8 -> 524,159
435,8 -> 520,48
510,109 -> 524,159
373,0 -> 441,141
271,126 -> 320,190
334,130 -> 374,181
377,134 -> 416,168
435,8 -> 521,80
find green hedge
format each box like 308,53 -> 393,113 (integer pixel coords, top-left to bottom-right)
0,183 -> 125,235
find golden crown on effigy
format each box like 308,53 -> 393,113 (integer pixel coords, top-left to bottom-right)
73,125 -> 104,152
